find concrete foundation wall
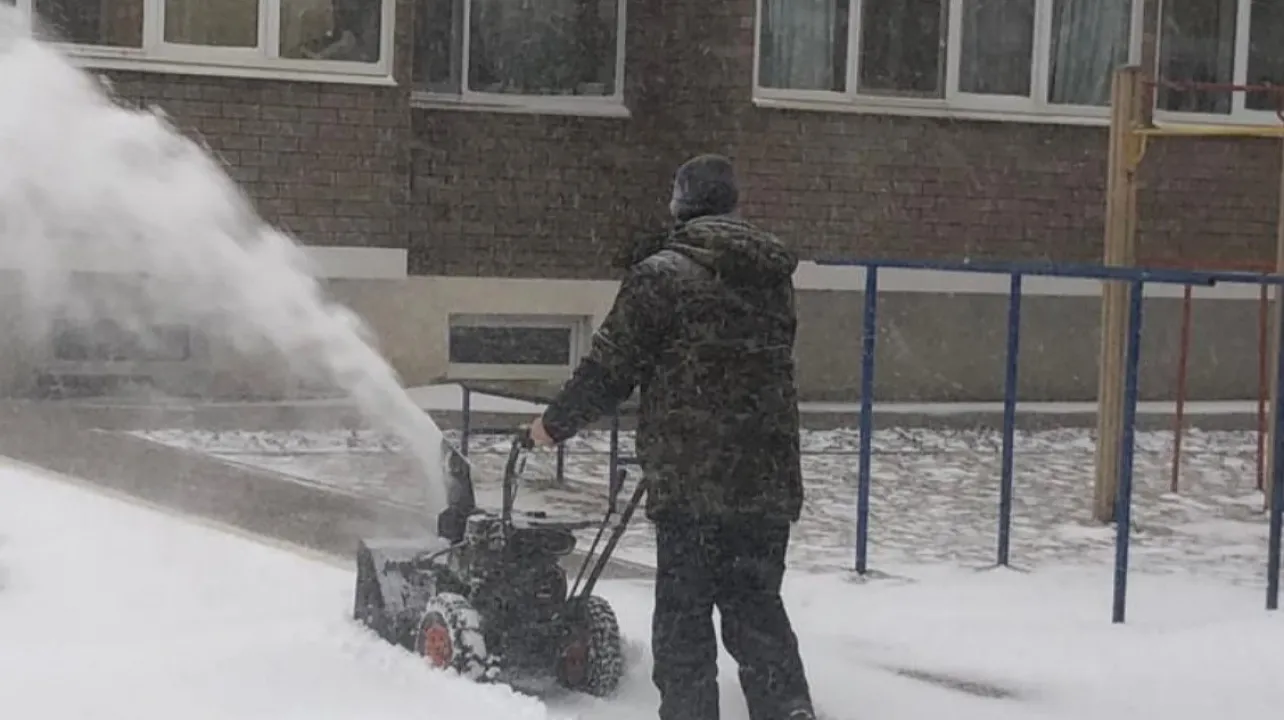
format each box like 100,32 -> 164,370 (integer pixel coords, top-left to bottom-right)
795,291 -> 1263,402
323,276 -> 620,388
1,267 -> 1266,403
333,276 -> 1263,403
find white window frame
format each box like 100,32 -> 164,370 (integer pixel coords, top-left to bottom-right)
15,0 -> 396,85
445,313 -> 590,382
1151,0 -> 1284,129
754,0 -> 1284,129
410,0 -> 629,118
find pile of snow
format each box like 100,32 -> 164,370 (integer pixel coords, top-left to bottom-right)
2,458 -> 1284,719
0,461 -> 547,720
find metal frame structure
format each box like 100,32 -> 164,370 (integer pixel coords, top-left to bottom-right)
812,256 -> 1284,624
1144,256 -> 1273,496
1095,66 -> 1284,523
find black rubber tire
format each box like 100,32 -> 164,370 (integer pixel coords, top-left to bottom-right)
415,592 -> 493,682
558,595 -> 624,697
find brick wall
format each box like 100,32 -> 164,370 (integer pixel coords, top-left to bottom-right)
1136,138 -> 1281,267
406,113 -> 664,278
85,0 -> 1282,276
735,115 -> 1282,267
406,0 -> 674,279
93,0 -> 416,251
413,0 -> 1283,279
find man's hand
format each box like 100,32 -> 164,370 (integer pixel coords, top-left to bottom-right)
528,416 -> 556,447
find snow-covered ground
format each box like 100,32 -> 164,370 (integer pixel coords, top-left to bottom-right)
3,457 -> 1284,719
131,426 -> 1273,585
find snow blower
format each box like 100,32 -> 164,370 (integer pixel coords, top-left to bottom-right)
353,428 -> 647,697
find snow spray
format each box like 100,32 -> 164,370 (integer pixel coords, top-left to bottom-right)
0,7 -> 451,517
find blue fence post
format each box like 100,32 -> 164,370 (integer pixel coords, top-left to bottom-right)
997,273 -> 1023,567
855,266 -> 880,575
1267,287 -> 1284,610
811,255 -> 1284,619
1112,279 -> 1147,624
460,385 -> 472,458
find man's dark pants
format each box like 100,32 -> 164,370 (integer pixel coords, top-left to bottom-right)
651,515 -> 812,720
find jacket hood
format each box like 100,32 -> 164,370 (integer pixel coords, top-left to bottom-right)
667,215 -> 798,286
670,154 -> 739,222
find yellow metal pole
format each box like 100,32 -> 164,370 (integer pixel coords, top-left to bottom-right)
1094,66 -> 1144,523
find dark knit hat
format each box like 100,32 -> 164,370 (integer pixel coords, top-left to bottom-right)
669,154 -> 739,221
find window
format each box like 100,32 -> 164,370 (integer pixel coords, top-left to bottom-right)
1047,0 -> 1132,107
446,314 -> 588,381
1157,0 -> 1237,114
758,0 -> 1284,125
1247,0 -> 1284,112
17,0 -> 393,83
1159,0 -> 1284,117
29,0 -> 142,47
757,0 -> 1136,119
412,0 -> 627,115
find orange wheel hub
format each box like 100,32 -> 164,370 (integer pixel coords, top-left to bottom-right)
562,637 -> 588,685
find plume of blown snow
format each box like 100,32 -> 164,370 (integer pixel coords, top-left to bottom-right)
0,9 -> 452,518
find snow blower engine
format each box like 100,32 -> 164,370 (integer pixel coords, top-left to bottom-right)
352,428 -> 647,698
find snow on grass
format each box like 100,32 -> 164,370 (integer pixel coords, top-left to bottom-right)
128,426 -> 1277,585
2,457 -> 1284,719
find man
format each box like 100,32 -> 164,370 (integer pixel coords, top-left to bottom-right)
529,154 -> 815,720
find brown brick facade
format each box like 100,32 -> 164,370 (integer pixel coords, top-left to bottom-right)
94,0 -> 416,251
101,73 -> 411,249
90,0 -> 1284,277
406,112 -> 665,277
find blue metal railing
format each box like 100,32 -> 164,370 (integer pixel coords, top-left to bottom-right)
816,256 -> 1284,623
451,257 -> 1284,624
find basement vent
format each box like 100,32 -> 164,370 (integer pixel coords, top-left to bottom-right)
51,319 -> 192,363
447,314 -> 588,381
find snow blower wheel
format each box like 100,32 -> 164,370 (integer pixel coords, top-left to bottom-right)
415,593 -> 492,682
557,595 -> 624,697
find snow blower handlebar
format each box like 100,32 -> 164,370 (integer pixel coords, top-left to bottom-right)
501,427 -> 535,528
502,425 -> 648,598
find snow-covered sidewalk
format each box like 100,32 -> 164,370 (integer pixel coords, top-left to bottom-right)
3,457 -> 1284,719
131,426 -> 1275,586
404,382 -> 1264,419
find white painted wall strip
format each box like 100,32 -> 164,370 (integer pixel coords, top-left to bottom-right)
307,246 -> 407,279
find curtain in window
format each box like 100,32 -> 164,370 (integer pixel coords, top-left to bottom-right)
759,0 -> 842,91
1048,0 -> 1132,106
958,0 -> 1035,96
